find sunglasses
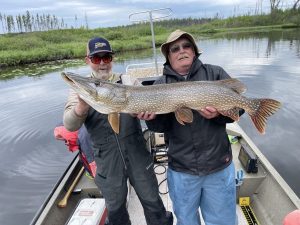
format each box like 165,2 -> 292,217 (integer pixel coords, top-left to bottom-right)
88,54 -> 113,64
169,42 -> 193,54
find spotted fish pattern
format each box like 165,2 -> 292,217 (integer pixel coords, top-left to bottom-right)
62,72 -> 281,134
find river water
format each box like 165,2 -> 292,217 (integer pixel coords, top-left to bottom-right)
0,29 -> 299,225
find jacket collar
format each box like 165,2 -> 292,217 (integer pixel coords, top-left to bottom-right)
163,57 -> 203,81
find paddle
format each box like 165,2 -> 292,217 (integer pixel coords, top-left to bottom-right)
58,167 -> 85,208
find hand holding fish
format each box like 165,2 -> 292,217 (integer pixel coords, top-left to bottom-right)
136,112 -> 156,121
74,94 -> 90,117
198,106 -> 220,119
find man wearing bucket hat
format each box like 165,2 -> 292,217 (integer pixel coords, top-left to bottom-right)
63,37 -> 173,225
140,29 -> 242,225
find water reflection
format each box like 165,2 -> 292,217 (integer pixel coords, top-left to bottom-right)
202,29 -> 300,200
0,29 -> 300,225
219,29 -> 300,59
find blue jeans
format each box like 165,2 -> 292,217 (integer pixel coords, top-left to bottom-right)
167,163 -> 236,225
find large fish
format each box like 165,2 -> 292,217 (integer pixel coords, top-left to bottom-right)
61,72 -> 281,134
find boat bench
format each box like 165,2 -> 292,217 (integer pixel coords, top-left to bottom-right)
232,141 -> 267,199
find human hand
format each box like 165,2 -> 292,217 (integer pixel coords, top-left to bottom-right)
134,112 -> 156,120
75,94 -> 90,116
198,106 -> 220,119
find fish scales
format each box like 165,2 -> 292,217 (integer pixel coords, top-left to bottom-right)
124,82 -> 248,113
61,72 -> 281,134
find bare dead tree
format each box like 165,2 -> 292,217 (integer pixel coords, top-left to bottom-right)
292,0 -> 300,9
0,13 -> 4,33
270,0 -> 281,12
84,12 -> 89,30
255,0 -> 264,15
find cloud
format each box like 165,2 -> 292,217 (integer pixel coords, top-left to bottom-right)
0,0 -> 296,31
119,0 -> 251,6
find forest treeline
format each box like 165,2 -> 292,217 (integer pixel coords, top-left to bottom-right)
0,11 -> 69,33
1,0 -> 300,34
0,7 -> 300,68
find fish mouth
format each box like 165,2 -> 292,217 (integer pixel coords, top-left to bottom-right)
61,72 -> 98,97
61,72 -> 76,87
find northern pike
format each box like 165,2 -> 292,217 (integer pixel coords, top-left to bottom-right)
61,72 -> 281,134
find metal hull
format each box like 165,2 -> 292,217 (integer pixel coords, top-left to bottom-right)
227,123 -> 300,224
31,123 -> 300,225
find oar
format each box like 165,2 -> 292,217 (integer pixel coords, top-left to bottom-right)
58,166 -> 85,208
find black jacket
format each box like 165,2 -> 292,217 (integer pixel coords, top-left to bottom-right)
84,109 -> 153,176
146,58 -> 236,175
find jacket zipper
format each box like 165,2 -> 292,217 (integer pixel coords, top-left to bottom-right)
113,133 -> 128,170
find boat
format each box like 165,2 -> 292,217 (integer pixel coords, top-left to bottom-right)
23,6 -> 300,223
30,63 -> 300,225
30,119 -> 300,225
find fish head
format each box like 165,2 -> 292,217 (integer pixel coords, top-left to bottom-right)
61,72 -> 126,114
61,72 -> 116,101
94,82 -> 116,101
61,72 -> 98,98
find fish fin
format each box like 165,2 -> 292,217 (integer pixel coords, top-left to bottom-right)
248,98 -> 281,135
175,112 -> 185,125
175,108 -> 193,125
108,113 -> 120,134
219,107 -> 241,121
216,78 -> 247,94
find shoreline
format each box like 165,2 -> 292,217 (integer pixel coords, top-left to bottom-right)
0,22 -> 299,69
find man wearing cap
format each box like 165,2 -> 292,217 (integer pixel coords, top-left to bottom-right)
63,37 -> 173,225
139,30 -> 242,225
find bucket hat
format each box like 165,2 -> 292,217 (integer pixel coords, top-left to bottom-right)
161,29 -> 202,62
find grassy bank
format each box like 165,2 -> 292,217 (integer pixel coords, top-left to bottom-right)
0,9 -> 299,68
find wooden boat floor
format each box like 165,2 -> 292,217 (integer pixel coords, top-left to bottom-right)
127,163 -> 249,225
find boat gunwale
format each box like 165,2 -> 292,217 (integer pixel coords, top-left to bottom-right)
227,123 -> 300,209
30,154 -> 79,225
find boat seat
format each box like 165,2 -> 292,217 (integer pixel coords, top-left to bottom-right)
232,141 -> 267,198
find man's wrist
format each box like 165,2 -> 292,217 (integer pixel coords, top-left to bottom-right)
74,106 -> 88,118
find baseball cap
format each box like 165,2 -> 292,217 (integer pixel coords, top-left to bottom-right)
87,37 -> 114,56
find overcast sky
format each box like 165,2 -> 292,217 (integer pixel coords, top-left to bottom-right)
0,0 -> 295,29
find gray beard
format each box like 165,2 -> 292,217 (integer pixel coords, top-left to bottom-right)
92,70 -> 112,80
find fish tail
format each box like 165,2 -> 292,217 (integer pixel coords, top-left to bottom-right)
248,98 -> 281,134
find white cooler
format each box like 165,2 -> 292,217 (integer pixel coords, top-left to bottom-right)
66,198 -> 107,225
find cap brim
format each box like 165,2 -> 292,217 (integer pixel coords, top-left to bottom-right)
88,50 -> 114,56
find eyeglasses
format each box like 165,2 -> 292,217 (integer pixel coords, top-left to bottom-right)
88,55 -> 113,64
169,42 -> 193,54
